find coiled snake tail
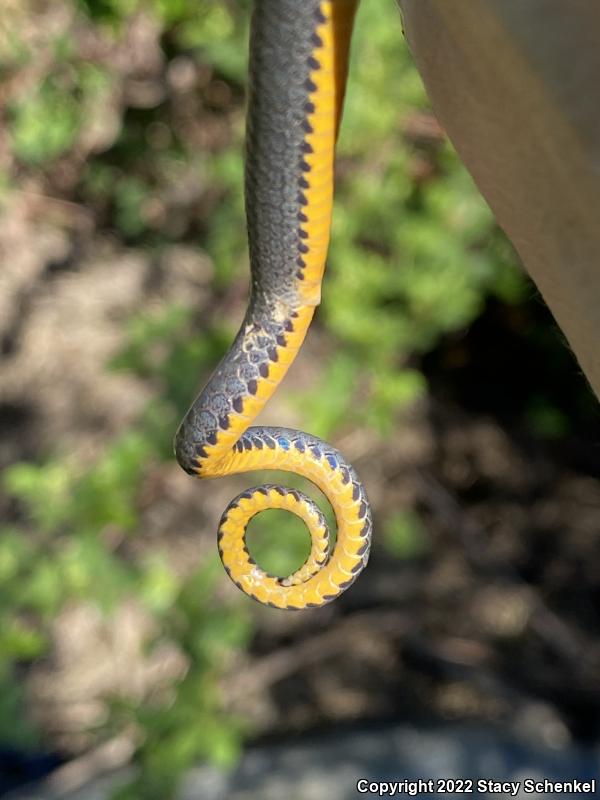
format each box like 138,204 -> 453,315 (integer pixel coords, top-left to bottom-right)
175,0 -> 372,609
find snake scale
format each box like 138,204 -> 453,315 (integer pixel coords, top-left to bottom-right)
175,0 -> 372,609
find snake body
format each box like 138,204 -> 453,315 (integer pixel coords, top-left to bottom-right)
175,0 -> 372,609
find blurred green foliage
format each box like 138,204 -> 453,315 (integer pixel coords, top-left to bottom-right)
383,510 -> 430,560
0,0 -> 531,796
10,77 -> 81,164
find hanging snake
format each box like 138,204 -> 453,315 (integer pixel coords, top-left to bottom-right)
174,0 -> 372,609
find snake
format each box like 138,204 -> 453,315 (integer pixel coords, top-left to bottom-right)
174,0 -> 372,610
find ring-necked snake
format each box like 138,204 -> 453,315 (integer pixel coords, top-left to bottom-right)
175,0 -> 372,609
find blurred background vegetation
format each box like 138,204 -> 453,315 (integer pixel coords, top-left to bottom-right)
1,0 -> 599,798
